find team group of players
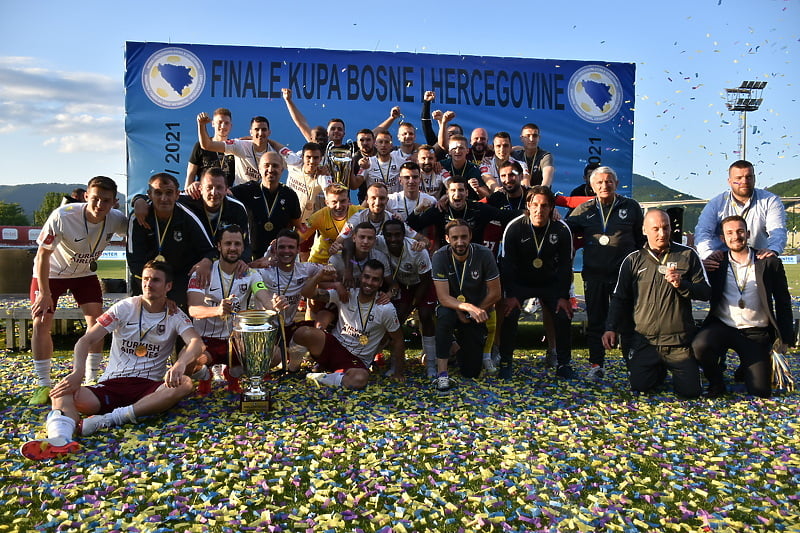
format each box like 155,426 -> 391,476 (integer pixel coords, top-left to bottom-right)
21,91 -> 794,460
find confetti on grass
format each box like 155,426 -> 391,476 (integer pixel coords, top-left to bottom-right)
0,348 -> 798,532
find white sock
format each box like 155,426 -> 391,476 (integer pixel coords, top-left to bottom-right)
33,360 -> 52,387
45,410 -> 76,445
85,353 -> 103,382
422,336 -> 437,369
109,405 -> 136,427
483,353 -> 492,361
319,372 -> 344,388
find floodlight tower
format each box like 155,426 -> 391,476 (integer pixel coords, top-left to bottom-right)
725,80 -> 767,160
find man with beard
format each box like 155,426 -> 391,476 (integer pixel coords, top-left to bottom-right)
481,132 -> 529,194
295,260 -> 405,389
230,152 -> 303,260
695,160 -> 786,272
329,223 -> 391,288
417,144 -> 449,199
280,141 -> 334,226
387,162 -> 438,222
467,128 -> 492,168
565,166 -> 645,381
176,168 -> 251,263
187,226 -> 272,395
431,220 -> 501,391
512,123 -> 554,188
603,210 -> 709,398
499,186 -> 575,380
198,112 -> 275,185
692,216 -> 794,398
486,161 -> 529,216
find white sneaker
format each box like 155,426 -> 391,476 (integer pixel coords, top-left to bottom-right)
434,375 -> 452,391
306,372 -> 326,388
587,365 -> 604,382
81,414 -> 114,437
483,357 -> 498,376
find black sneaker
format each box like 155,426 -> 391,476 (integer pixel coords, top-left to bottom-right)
556,364 -> 575,379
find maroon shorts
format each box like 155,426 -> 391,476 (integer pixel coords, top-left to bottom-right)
30,276 -> 103,310
202,337 -> 237,366
395,282 -> 437,310
86,377 -> 162,414
316,333 -> 369,372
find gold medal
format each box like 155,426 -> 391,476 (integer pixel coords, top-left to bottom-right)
533,258 -> 543,268
738,299 -> 745,309
359,334 -> 369,346
598,234 -> 610,246
154,254 -> 166,262
456,294 -> 466,302
89,260 -> 98,272
264,221 -> 274,231
134,344 -> 148,357
657,265 -> 668,274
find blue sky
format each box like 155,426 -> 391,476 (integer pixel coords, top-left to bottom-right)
0,0 -> 796,199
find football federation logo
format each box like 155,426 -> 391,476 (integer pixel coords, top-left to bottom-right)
568,65 -> 623,124
142,47 -> 205,109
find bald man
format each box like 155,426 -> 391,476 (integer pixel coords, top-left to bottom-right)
603,209 -> 710,398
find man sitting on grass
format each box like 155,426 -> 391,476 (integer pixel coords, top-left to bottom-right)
21,261 -> 204,460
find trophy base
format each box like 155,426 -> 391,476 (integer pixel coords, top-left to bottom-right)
239,391 -> 273,413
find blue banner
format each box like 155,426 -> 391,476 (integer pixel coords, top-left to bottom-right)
125,42 -> 635,198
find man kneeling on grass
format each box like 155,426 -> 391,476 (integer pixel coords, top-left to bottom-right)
292,260 -> 405,389
21,261 -> 204,460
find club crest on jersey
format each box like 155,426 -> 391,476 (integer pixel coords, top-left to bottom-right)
471,270 -> 480,280
157,324 -> 166,335
239,283 -> 248,293
174,230 -> 183,242
549,234 -> 559,244
619,208 -> 628,219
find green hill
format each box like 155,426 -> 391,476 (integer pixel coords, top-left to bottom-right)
632,174 -> 703,232
0,183 -> 85,220
766,178 -> 800,198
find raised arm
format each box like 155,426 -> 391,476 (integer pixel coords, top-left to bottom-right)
197,113 -> 226,153
281,88 -> 313,141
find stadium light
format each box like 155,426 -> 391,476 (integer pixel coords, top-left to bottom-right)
725,80 -> 767,160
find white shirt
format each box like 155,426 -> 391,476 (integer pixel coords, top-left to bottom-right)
224,139 -> 274,185
34,204 -> 128,279
359,151 -> 410,194
716,252 -> 768,329
387,191 -> 438,222
187,263 -> 265,338
376,236 -> 432,287
258,261 -> 323,324
328,288 -> 400,366
97,296 -> 194,382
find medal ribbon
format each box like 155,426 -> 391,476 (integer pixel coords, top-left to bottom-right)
154,214 -> 173,259
450,244 -> 472,296
204,201 -> 224,238
218,264 -> 234,299
596,197 -> 616,234
83,205 -> 107,262
529,220 -> 551,260
357,290 -> 376,338
728,250 -> 752,304
391,245 -> 406,281
138,298 -> 167,344
646,247 -> 670,266
260,185 -> 281,225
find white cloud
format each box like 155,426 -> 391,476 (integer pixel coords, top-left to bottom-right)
0,57 -> 123,153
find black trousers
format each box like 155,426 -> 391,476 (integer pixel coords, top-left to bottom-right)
584,276 -> 630,366
625,334 -> 702,398
692,319 -> 773,398
499,284 -> 572,371
435,306 -> 487,379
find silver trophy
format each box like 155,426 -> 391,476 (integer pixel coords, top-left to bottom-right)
229,309 -> 278,412
326,141 -> 356,189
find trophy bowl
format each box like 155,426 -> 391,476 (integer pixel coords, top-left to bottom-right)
327,144 -> 355,188
229,309 -> 279,412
